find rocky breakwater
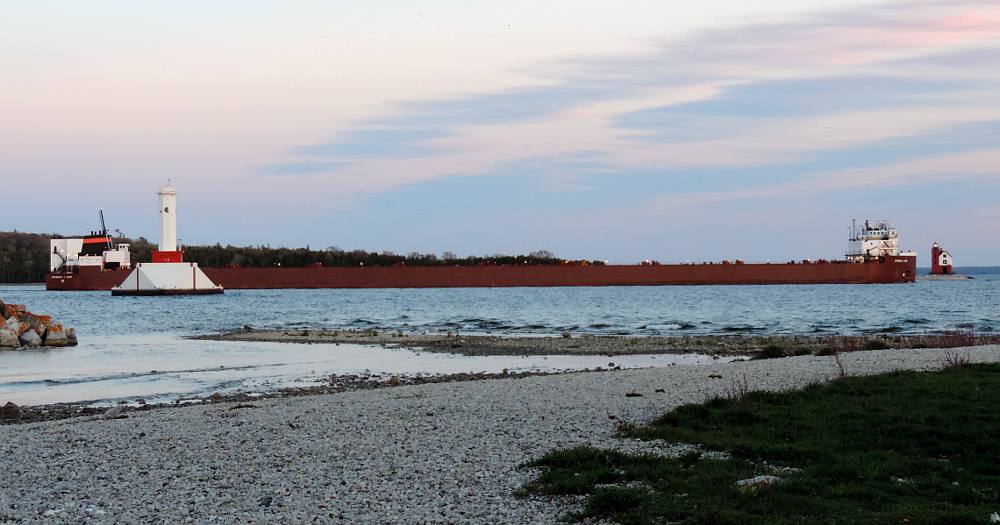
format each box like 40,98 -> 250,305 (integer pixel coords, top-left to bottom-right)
0,299 -> 77,349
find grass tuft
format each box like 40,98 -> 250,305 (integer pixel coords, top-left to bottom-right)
721,373 -> 751,401
754,344 -> 787,360
942,350 -> 972,369
833,352 -> 849,380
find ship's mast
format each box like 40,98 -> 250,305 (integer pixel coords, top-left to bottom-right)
99,208 -> 112,250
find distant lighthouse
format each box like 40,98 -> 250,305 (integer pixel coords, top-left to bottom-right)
930,243 -> 954,275
111,181 -> 223,295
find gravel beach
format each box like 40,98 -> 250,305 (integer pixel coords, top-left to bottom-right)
190,329 -> 1000,356
2,345 -> 998,524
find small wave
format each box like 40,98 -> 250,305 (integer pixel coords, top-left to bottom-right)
588,323 -> 611,329
721,325 -> 765,333
902,318 -> 931,325
877,326 -> 904,333
463,318 -> 515,331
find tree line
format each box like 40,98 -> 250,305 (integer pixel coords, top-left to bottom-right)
0,231 -> 603,283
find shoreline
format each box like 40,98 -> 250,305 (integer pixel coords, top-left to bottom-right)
5,330 -> 998,424
191,328 -> 1000,357
2,346 -> 998,523
1,368 -> 586,425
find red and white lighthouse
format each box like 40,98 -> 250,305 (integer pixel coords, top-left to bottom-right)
930,243 -> 954,275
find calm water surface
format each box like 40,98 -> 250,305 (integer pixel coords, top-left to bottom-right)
1,271 -> 996,406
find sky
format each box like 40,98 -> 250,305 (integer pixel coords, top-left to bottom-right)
3,0 -> 999,264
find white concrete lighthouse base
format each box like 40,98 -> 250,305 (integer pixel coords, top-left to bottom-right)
111,262 -> 224,296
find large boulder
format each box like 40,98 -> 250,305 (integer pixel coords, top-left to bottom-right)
43,324 -> 70,347
19,329 -> 42,347
0,402 -> 21,421
0,328 -> 18,348
18,312 -> 51,335
3,304 -> 25,319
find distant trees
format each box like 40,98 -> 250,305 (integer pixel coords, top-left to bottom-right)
0,232 -> 54,283
0,231 -> 603,283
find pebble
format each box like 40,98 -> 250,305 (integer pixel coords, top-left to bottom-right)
0,346 -> 996,523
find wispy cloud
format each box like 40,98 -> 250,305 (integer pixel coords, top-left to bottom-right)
264,0 -> 1000,209
257,161 -> 346,176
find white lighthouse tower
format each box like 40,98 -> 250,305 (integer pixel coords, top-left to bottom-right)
151,180 -> 183,263
111,181 -> 223,296
158,181 -> 178,253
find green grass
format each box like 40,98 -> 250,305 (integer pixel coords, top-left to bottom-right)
522,364 -> 1000,524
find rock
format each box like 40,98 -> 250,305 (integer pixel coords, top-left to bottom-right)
4,304 -> 26,318
18,312 -> 47,334
735,475 -> 782,491
0,402 -> 22,420
66,327 -> 78,343
0,299 -> 6,319
43,324 -> 69,347
102,406 -> 127,420
0,328 -> 19,348
19,329 -> 42,347
4,316 -> 18,333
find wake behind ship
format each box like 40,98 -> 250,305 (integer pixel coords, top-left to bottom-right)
46,183 -> 916,291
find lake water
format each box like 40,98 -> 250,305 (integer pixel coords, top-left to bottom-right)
1,270 -> 997,406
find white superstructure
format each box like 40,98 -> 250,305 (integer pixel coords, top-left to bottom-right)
49,211 -> 132,274
158,181 -> 178,252
846,220 -> 914,262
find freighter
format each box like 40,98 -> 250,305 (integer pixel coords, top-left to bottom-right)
46,185 -> 917,291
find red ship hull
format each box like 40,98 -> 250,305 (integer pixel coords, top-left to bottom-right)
46,267 -> 132,291
46,256 -> 916,291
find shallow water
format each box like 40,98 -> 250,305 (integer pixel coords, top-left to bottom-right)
0,336 -> 730,406
0,272 -> 996,405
